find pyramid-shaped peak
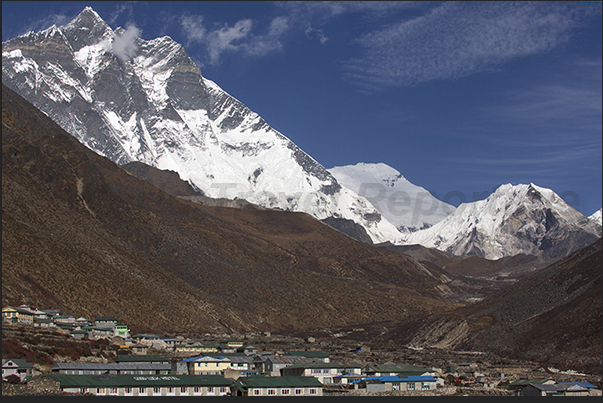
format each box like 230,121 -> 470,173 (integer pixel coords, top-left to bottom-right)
66,6 -> 108,30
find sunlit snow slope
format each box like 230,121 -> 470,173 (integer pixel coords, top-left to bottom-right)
403,183 -> 601,259
328,163 -> 455,233
1,7 -> 404,244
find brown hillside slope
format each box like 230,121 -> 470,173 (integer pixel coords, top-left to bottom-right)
2,84 -> 457,334
385,238 -> 602,373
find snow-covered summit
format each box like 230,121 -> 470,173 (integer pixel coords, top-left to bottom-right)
328,163 -> 455,233
402,183 -> 601,260
1,7 -> 404,244
589,208 -> 602,226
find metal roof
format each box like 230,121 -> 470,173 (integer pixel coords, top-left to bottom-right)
365,363 -> 432,373
3,358 -> 34,368
236,376 -> 323,388
52,362 -> 171,371
352,375 -> 437,384
45,374 -> 232,387
286,351 -> 329,358
529,383 -> 589,392
558,382 -> 598,389
116,354 -> 169,363
179,356 -> 231,363
284,361 -> 362,370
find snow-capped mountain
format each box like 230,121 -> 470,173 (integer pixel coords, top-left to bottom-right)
1,7 -> 404,244
589,208 -> 602,226
402,183 -> 602,260
328,163 -> 455,233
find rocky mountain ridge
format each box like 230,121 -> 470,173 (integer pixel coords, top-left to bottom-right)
1,6 -> 402,245
2,82 -> 456,334
3,6 -> 600,261
402,183 -> 601,260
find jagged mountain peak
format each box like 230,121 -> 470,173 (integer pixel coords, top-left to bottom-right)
403,182 -> 601,260
1,6 -> 404,245
589,208 -> 602,226
67,6 -> 107,30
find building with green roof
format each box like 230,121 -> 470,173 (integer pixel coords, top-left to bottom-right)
281,362 -> 363,385
286,350 -> 330,362
363,363 -> 433,377
234,375 -> 323,396
44,374 -> 233,396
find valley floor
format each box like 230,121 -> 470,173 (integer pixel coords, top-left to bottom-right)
2,322 -> 601,397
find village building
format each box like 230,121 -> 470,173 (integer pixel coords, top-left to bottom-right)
115,354 -> 170,365
508,378 -> 556,395
280,361 -> 364,385
253,355 -> 314,376
521,382 -> 592,397
353,375 -> 438,393
2,358 -> 34,382
233,375 -> 323,397
173,343 -> 218,354
33,317 -> 55,328
363,363 -> 434,377
43,374 -> 233,396
2,306 -> 34,325
286,350 -> 330,363
94,317 -> 130,339
180,355 -> 232,375
51,362 -> 172,376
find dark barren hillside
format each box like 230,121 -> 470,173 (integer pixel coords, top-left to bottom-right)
383,237 -> 602,374
2,84 -> 456,334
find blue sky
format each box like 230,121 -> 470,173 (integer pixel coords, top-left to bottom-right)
2,1 -> 602,216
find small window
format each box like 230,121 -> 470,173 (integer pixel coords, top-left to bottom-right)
295,388 -> 303,395
309,388 -> 317,395
281,388 -> 290,395
253,389 -> 262,396
267,389 -> 276,395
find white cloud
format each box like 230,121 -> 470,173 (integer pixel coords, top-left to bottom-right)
179,14 -> 290,65
305,26 -> 328,44
112,24 -> 141,62
180,15 -> 206,44
341,2 -> 597,91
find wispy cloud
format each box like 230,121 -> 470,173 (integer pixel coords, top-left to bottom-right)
340,2 -> 599,92
11,13 -> 72,38
304,26 -> 328,44
111,24 -> 141,63
179,14 -> 290,65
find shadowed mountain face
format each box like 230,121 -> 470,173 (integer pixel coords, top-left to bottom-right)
381,237 -> 602,374
2,84 -> 456,334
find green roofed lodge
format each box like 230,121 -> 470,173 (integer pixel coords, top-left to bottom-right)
44,374 -> 233,396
